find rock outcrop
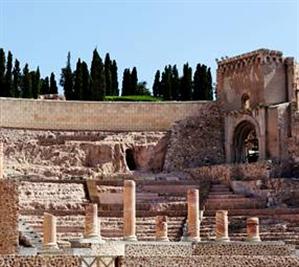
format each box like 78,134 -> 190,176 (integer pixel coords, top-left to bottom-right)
0,129 -> 168,179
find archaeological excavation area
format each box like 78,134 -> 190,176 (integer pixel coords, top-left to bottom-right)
0,49 -> 299,266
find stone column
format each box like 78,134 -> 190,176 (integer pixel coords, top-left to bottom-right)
84,204 -> 99,238
215,210 -> 230,242
43,213 -> 58,249
246,217 -> 261,242
123,180 -> 137,241
187,189 -> 200,242
0,142 -> 3,179
155,216 -> 169,241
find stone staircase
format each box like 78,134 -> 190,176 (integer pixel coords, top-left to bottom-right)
18,179 -> 191,243
201,182 -> 299,248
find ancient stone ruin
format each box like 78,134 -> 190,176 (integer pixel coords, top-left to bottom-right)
0,48 -> 299,266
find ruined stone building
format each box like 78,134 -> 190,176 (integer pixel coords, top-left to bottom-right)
0,49 -> 298,266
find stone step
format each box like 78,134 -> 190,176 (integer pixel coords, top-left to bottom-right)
207,194 -> 242,199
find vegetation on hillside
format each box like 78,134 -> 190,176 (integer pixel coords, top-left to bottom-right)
0,47 -> 214,101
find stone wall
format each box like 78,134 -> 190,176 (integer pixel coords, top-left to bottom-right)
0,97 -> 210,131
163,103 -> 224,172
185,161 -> 282,184
0,256 -> 80,267
123,242 -> 299,267
0,181 -> 18,254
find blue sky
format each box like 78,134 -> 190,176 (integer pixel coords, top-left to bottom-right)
0,0 -> 298,92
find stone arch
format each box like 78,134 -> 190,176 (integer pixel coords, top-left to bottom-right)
232,120 -> 260,163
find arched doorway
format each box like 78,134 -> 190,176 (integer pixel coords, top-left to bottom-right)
233,121 -> 259,163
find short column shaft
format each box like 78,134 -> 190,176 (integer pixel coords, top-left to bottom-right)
123,180 -> 137,241
84,204 -> 99,238
156,216 -> 169,241
187,189 -> 200,242
247,217 -> 261,242
43,213 -> 57,248
215,210 -> 230,242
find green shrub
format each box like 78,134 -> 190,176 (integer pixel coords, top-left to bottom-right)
105,95 -> 161,102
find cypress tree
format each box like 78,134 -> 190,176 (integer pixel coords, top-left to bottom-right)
40,77 -> 50,95
104,53 -> 112,96
193,63 -> 201,100
49,72 -> 58,94
0,48 -> 5,96
31,67 -> 41,98
12,59 -> 21,97
22,64 -> 32,98
90,49 -> 105,101
81,61 -> 91,100
152,70 -> 160,98
160,66 -> 172,100
131,67 -> 138,95
171,65 -> 180,100
180,63 -> 192,101
121,68 -> 131,96
206,67 -> 213,100
4,51 -> 13,96
111,60 -> 119,96
60,52 -> 73,100
73,59 -> 83,100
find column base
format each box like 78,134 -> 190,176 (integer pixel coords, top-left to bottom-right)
80,236 -> 105,244
186,236 -> 201,242
247,236 -> 261,242
156,237 -> 169,242
216,237 -> 230,242
40,244 -> 60,254
123,235 -> 137,241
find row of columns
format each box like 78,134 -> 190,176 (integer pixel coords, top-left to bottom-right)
43,180 -> 261,248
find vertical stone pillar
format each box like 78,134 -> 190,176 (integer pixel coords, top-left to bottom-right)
247,217 -> 261,242
0,142 -> 3,179
123,180 -> 137,241
43,213 -> 58,249
84,204 -> 99,238
155,216 -> 169,241
215,210 -> 230,242
187,189 -> 200,242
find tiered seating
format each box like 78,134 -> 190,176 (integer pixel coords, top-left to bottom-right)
201,183 -> 299,248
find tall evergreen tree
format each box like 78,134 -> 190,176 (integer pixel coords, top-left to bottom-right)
180,63 -> 192,100
193,63 -> 201,100
40,77 -> 50,95
4,51 -> 13,97
90,49 -> 105,101
22,64 -> 32,98
152,70 -> 160,98
49,72 -> 58,94
171,65 -> 180,100
60,52 -> 74,100
73,59 -> 83,100
111,60 -> 119,96
12,59 -> 21,97
121,68 -> 131,96
131,67 -> 138,95
160,66 -> 172,100
81,61 -> 91,100
31,67 -> 41,98
0,48 -> 5,96
104,53 -> 112,96
206,67 -> 213,100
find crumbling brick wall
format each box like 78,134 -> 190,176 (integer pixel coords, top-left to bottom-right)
0,181 -> 18,254
163,103 -> 225,172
